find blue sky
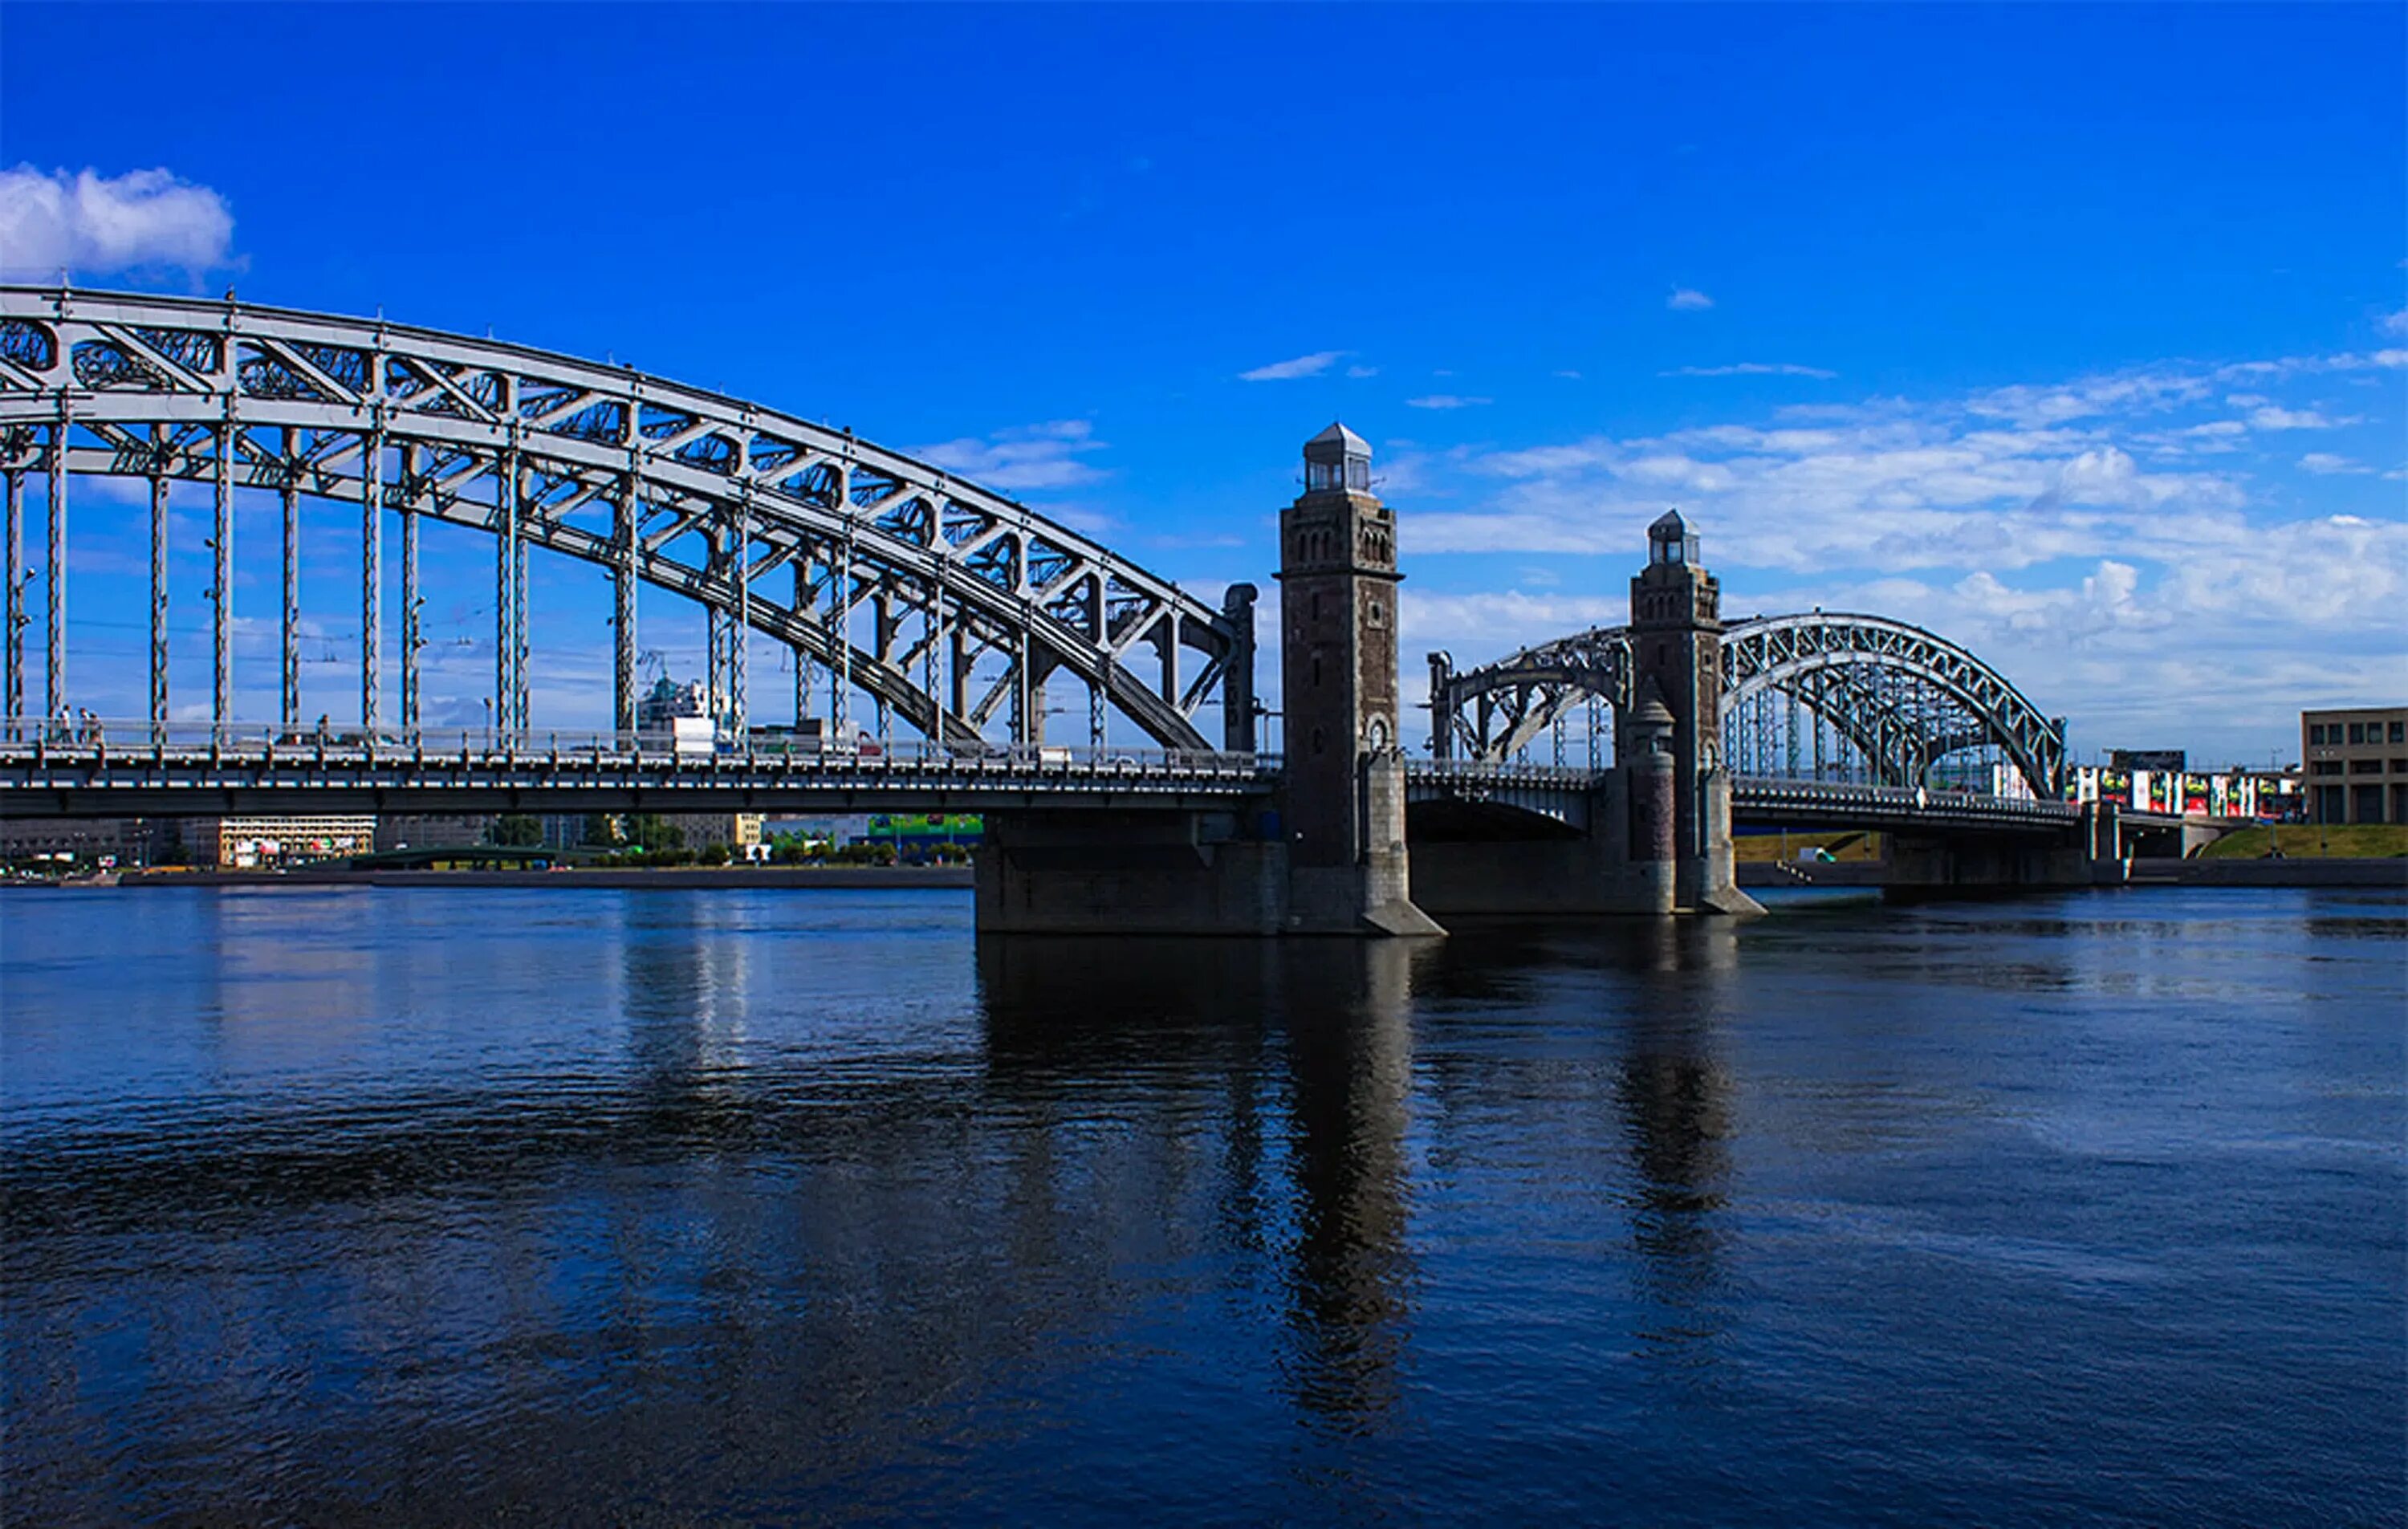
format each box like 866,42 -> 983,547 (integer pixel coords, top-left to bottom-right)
2,2 -> 2402,764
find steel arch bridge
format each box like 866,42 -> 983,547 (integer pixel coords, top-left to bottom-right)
1429,612 -> 2068,799
0,286 -> 1254,752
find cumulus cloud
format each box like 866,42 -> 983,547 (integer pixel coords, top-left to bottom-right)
1666,287 -> 1714,311
0,165 -> 234,278
1405,394 -> 1491,409
910,420 -> 1105,492
1387,338 -> 2407,760
2382,307 -> 2408,338
2246,405 -> 2343,430
1239,351 -> 1343,382
2299,452 -> 2370,475
1661,362 -> 1838,380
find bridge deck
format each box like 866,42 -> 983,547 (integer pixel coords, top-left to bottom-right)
0,725 -> 1275,818
1401,760 -> 2076,834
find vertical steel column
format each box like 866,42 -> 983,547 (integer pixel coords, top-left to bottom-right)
148,445 -> 169,741
510,445 -> 528,733
279,428 -> 299,727
871,588 -> 891,742
614,470 -> 637,738
949,626 -> 968,721
928,575 -> 946,749
1160,612 -> 1179,704
730,494 -> 749,732
212,420 -> 233,726
45,409 -> 66,728
494,449 -> 515,738
831,539 -> 851,735
400,452 -> 421,735
703,530 -> 725,726
360,425 -> 382,730
4,467 -> 21,738
1010,629 -> 1030,745
791,558 -> 813,726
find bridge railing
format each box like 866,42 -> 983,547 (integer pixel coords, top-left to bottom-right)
0,718 -> 1279,780
1405,758 -> 1602,787
1731,774 -> 2076,822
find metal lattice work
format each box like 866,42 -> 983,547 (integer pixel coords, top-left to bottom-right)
1430,612 -> 2067,799
0,286 -> 1256,751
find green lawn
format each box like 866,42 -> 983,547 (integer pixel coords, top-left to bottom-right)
2199,823 -> 2408,860
1732,830 -> 1883,863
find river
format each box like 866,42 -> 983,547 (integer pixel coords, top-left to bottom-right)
2,884 -> 2400,1525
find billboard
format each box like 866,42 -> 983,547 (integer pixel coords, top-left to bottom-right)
2066,767 -> 2258,818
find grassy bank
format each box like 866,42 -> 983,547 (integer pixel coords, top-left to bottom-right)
2199,823 -> 2408,860
1731,831 -> 1884,863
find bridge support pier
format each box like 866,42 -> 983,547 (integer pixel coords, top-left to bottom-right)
974,809 -> 1289,935
970,426 -> 1442,940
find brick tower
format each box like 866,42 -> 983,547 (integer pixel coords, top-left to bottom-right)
1625,510 -> 1758,913
1277,425 -> 1441,935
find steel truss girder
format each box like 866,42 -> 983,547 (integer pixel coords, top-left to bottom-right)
0,286 -> 1241,750
1434,611 -> 2065,798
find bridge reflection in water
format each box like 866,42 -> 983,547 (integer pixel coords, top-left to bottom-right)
8,888 -> 2387,1522
2,892 -> 1744,1520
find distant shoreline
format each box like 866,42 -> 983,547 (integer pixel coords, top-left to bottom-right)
1737,857 -> 2407,891
81,866 -> 976,892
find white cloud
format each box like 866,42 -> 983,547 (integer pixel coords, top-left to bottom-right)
2299,452 -> 2370,475
0,165 -> 234,278
1344,364 -> 1379,379
2246,405 -> 2342,430
1405,394 -> 1491,410
1384,336 -> 2408,759
910,419 -> 1104,492
2381,307 -> 2408,338
1552,369 -> 1583,380
1239,351 -> 1343,382
1661,362 -> 1838,380
1666,287 -> 1714,311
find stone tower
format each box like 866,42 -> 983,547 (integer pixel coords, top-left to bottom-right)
1625,510 -> 1758,913
1277,425 -> 1441,936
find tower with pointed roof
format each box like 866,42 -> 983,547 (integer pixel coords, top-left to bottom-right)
1626,509 -> 1753,912
1277,425 -> 1440,934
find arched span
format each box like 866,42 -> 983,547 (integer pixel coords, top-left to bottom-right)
1430,612 -> 2066,799
0,286 -> 1253,750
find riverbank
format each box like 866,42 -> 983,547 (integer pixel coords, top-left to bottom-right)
93,865 -> 974,891
1739,857 -> 2407,890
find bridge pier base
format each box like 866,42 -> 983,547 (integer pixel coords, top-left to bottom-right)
973,809 -> 1288,936
970,781 -> 1444,938
1874,817 -> 2100,897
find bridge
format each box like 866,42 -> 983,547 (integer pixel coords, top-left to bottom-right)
1,286 -> 2118,929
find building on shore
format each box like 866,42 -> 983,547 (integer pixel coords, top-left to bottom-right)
185,815 -> 376,868
0,816 -> 177,867
2301,706 -> 2406,825
375,814 -> 500,852
671,814 -> 764,849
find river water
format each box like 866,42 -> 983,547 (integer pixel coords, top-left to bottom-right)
2,884 -> 2399,1525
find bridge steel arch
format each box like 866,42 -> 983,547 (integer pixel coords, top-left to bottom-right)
1431,612 -> 2067,799
0,286 -> 1254,752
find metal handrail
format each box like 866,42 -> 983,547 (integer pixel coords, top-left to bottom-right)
0,718 -> 1280,778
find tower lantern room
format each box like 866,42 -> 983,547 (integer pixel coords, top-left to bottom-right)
1648,507 -> 1701,567
1304,421 -> 1373,494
